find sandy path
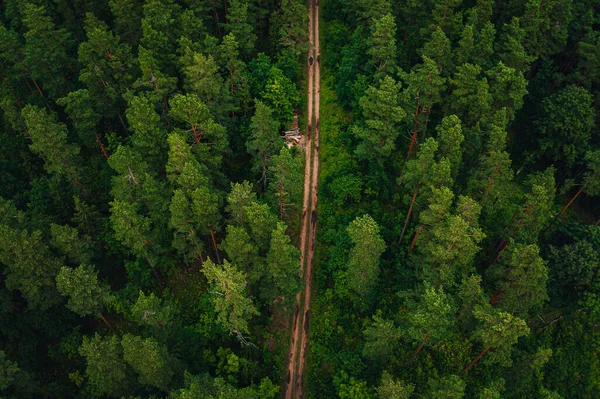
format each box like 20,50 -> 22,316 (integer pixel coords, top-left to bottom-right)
284,0 -> 320,397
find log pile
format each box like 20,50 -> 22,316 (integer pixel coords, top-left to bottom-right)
284,112 -> 304,149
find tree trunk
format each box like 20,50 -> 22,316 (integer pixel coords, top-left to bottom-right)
279,181 -> 284,219
1,77 -> 21,107
409,225 -> 423,253
407,332 -> 429,366
210,229 -> 221,264
99,314 -> 117,333
191,124 -> 200,146
398,187 -> 419,245
544,184 -> 585,233
94,132 -> 109,159
460,345 -> 491,375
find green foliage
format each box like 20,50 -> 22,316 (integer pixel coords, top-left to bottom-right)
247,101 -> 284,189
56,264 -> 111,318
352,76 -> 406,165
79,334 -> 127,397
130,291 -> 173,327
264,222 -> 302,311
362,313 -> 402,365
346,214 -> 386,298
376,371 -> 414,399
268,147 -> 303,219
202,259 -> 259,335
121,333 -> 174,390
0,225 -> 63,309
534,85 -> 595,167
488,243 -> 548,317
425,375 -> 465,398
0,350 -> 20,391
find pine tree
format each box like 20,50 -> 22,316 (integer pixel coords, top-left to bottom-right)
79,334 -> 127,396
346,214 -> 386,298
352,76 -> 405,165
268,147 -> 303,220
202,258 -> 259,338
78,13 -> 134,118
264,222 -> 302,311
0,225 -> 63,309
461,305 -> 529,374
368,13 -> 397,78
247,101 -> 284,191
488,243 -> 548,317
56,264 -> 113,327
121,333 -> 174,390
22,105 -> 86,194
406,283 -> 456,365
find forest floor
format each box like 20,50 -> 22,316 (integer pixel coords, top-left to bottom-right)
283,0 -> 320,397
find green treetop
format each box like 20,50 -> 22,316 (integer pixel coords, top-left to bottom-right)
368,13 -> 397,78
405,283 -> 457,364
22,105 -> 85,194
202,258 -> 259,337
264,222 -> 302,311
488,243 -> 548,318
56,264 -> 112,322
352,76 -> 406,165
0,225 -> 63,310
247,101 -> 284,191
121,333 -> 174,390
79,334 -> 127,397
346,214 -> 387,298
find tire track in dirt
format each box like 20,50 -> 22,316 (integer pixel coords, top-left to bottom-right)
284,0 -> 320,397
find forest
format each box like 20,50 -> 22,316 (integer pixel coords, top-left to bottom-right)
0,0 -> 306,397
308,0 -> 600,398
0,0 -> 600,398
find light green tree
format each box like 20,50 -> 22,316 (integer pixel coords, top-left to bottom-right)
268,147 -> 303,219
376,371 -> 414,399
362,313 -> 402,365
79,334 -> 127,397
202,259 -> 259,339
346,214 -> 386,298
130,290 -> 173,328
406,284 -> 456,365
488,243 -> 548,317
368,13 -> 397,78
56,264 -> 113,327
121,333 -> 174,390
460,305 -> 529,374
436,115 -> 464,178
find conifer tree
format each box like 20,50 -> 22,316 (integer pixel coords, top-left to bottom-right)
79,334 -> 127,397
352,76 -> 405,165
346,214 -> 386,298
202,258 -> 259,338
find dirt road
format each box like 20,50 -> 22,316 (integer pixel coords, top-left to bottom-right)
284,0 -> 320,397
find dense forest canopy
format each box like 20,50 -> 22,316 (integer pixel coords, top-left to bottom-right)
1,0 -> 600,398
0,0 -> 307,397
308,0 -> 600,398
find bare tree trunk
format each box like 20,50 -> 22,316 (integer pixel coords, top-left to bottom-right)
398,186 -> 419,245
407,332 -> 428,366
460,345 -> 491,375
210,230 -> 221,264
94,132 -> 110,159
545,185 -> 585,233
